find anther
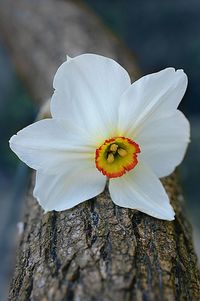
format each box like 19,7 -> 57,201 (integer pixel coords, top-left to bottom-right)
109,143 -> 118,152
117,148 -> 127,157
107,153 -> 115,163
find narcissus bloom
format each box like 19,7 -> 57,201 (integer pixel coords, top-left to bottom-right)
9,54 -> 190,220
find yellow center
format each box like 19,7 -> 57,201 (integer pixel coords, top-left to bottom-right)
95,137 -> 141,178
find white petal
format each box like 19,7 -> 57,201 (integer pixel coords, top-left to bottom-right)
109,163 -> 175,220
9,118 -> 96,174
33,165 -> 106,211
51,53 -> 131,140
137,110 -> 190,177
118,68 -> 188,136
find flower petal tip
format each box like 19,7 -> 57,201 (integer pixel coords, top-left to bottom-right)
144,205 -> 175,221
66,55 -> 72,61
166,213 -> 175,222
9,134 -> 18,152
163,206 -> 175,221
149,210 -> 175,221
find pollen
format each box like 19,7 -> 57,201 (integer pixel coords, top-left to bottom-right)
107,153 -> 115,163
109,143 -> 118,152
117,148 -> 127,157
95,137 -> 141,178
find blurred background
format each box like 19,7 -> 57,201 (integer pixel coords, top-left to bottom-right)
0,0 -> 199,299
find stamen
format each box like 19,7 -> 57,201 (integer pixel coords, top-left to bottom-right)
107,153 -> 115,163
95,136 -> 140,178
117,148 -> 127,157
109,143 -> 118,152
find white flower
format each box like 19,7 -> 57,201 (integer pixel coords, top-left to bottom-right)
9,54 -> 190,220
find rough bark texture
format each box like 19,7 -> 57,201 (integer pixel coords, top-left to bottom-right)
0,0 -> 199,300
6,173 -> 200,301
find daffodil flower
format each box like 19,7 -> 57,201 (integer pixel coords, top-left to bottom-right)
9,54 -> 190,220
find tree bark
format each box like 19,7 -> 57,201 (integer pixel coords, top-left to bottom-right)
0,0 -> 199,300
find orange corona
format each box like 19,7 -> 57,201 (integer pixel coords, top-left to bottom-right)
95,137 -> 141,178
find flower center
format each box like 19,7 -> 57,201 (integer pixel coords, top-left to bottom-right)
95,137 -> 141,178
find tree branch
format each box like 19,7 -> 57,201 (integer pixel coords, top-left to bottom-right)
0,0 -> 199,300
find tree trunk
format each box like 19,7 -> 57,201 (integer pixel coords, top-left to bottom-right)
0,0 -> 199,300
